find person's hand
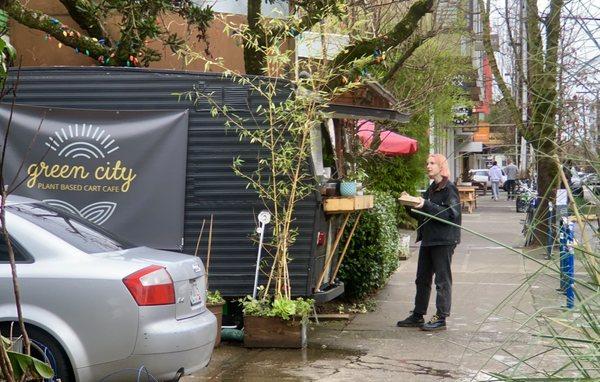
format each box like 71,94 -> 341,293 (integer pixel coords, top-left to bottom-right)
415,197 -> 425,209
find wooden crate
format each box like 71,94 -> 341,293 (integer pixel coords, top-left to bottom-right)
323,195 -> 374,214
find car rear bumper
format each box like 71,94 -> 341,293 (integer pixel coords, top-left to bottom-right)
76,310 -> 217,381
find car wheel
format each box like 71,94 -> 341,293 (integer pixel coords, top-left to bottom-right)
0,324 -> 74,382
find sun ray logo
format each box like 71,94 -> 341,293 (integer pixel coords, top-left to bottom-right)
45,124 -> 119,159
44,199 -> 117,225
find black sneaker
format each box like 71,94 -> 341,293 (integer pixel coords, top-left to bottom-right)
396,313 -> 424,327
420,314 -> 446,331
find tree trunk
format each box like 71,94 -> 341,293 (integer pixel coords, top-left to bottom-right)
526,0 -> 562,246
481,0 -> 563,247
244,0 -> 265,75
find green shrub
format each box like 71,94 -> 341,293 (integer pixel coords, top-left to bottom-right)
338,191 -> 401,300
206,290 -> 226,305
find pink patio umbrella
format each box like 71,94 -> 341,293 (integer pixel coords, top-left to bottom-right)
356,120 -> 418,156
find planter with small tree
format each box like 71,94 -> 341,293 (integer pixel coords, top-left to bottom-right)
181,10 -> 360,349
240,293 -> 313,348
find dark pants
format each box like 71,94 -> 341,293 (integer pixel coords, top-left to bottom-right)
414,245 -> 455,318
506,179 -> 516,199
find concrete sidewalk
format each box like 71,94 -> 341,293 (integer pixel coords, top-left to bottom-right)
186,195 -> 574,381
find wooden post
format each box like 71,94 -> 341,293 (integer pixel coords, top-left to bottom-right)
205,214 -> 214,290
329,211 -> 363,284
315,213 -> 350,290
193,219 -> 206,257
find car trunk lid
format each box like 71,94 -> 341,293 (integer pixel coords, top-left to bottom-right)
98,247 -> 207,319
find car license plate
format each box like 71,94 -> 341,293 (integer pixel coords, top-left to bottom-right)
190,280 -> 202,306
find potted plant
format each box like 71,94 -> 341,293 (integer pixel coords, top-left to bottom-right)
206,290 -> 226,346
340,169 -> 368,196
240,292 -> 313,348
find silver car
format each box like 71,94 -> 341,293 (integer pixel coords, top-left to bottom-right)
0,196 -> 216,381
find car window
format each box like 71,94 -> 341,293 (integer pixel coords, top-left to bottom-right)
0,235 -> 30,263
7,203 -> 135,254
475,171 -> 488,176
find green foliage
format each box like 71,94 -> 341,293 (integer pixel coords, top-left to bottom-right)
360,36 -> 473,228
1,335 -> 54,380
5,0 -> 214,67
206,290 -> 225,305
240,296 -> 314,323
338,191 -> 401,300
0,37 -> 15,79
390,37 -> 473,116
361,118 -> 429,228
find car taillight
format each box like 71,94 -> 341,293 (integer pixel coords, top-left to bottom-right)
123,265 -> 175,306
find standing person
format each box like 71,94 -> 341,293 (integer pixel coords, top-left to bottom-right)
504,159 -> 519,200
489,161 -> 503,201
397,154 -> 462,331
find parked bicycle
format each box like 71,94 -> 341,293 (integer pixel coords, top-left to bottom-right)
515,180 -> 537,213
521,196 -> 540,247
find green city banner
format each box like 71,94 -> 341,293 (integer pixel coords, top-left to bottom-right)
0,103 -> 189,249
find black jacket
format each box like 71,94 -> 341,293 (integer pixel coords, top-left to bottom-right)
409,178 -> 461,246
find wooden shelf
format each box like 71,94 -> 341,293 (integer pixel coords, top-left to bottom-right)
323,195 -> 374,214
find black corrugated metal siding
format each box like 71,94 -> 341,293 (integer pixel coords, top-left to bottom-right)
5,67 -> 323,297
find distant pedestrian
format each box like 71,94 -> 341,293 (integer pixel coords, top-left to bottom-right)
503,159 -> 518,200
397,154 -> 462,331
489,161 -> 503,201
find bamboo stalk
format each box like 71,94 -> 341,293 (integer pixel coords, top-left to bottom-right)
330,211 -> 363,284
0,339 -> 14,382
206,214 -> 214,279
315,213 -> 351,291
193,219 -> 206,257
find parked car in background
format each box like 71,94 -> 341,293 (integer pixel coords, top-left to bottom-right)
0,196 -> 216,382
581,173 -> 600,203
469,169 -> 507,189
569,168 -> 584,197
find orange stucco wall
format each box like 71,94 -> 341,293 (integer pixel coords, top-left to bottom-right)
9,1 -> 246,73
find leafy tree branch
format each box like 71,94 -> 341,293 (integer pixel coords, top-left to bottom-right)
1,0 -> 215,66
331,0 -> 434,69
58,0 -> 111,45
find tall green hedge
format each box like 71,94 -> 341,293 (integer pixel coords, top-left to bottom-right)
338,191 -> 401,300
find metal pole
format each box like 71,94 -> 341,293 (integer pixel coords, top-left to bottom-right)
546,202 -> 553,259
559,218 -> 567,292
566,221 -> 575,309
253,211 -> 271,299
253,221 -> 266,299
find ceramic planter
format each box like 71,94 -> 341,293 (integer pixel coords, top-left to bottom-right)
207,302 -> 225,346
340,181 -> 357,196
243,316 -> 307,348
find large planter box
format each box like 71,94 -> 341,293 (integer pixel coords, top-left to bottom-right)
207,302 -> 225,346
243,316 -> 307,348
